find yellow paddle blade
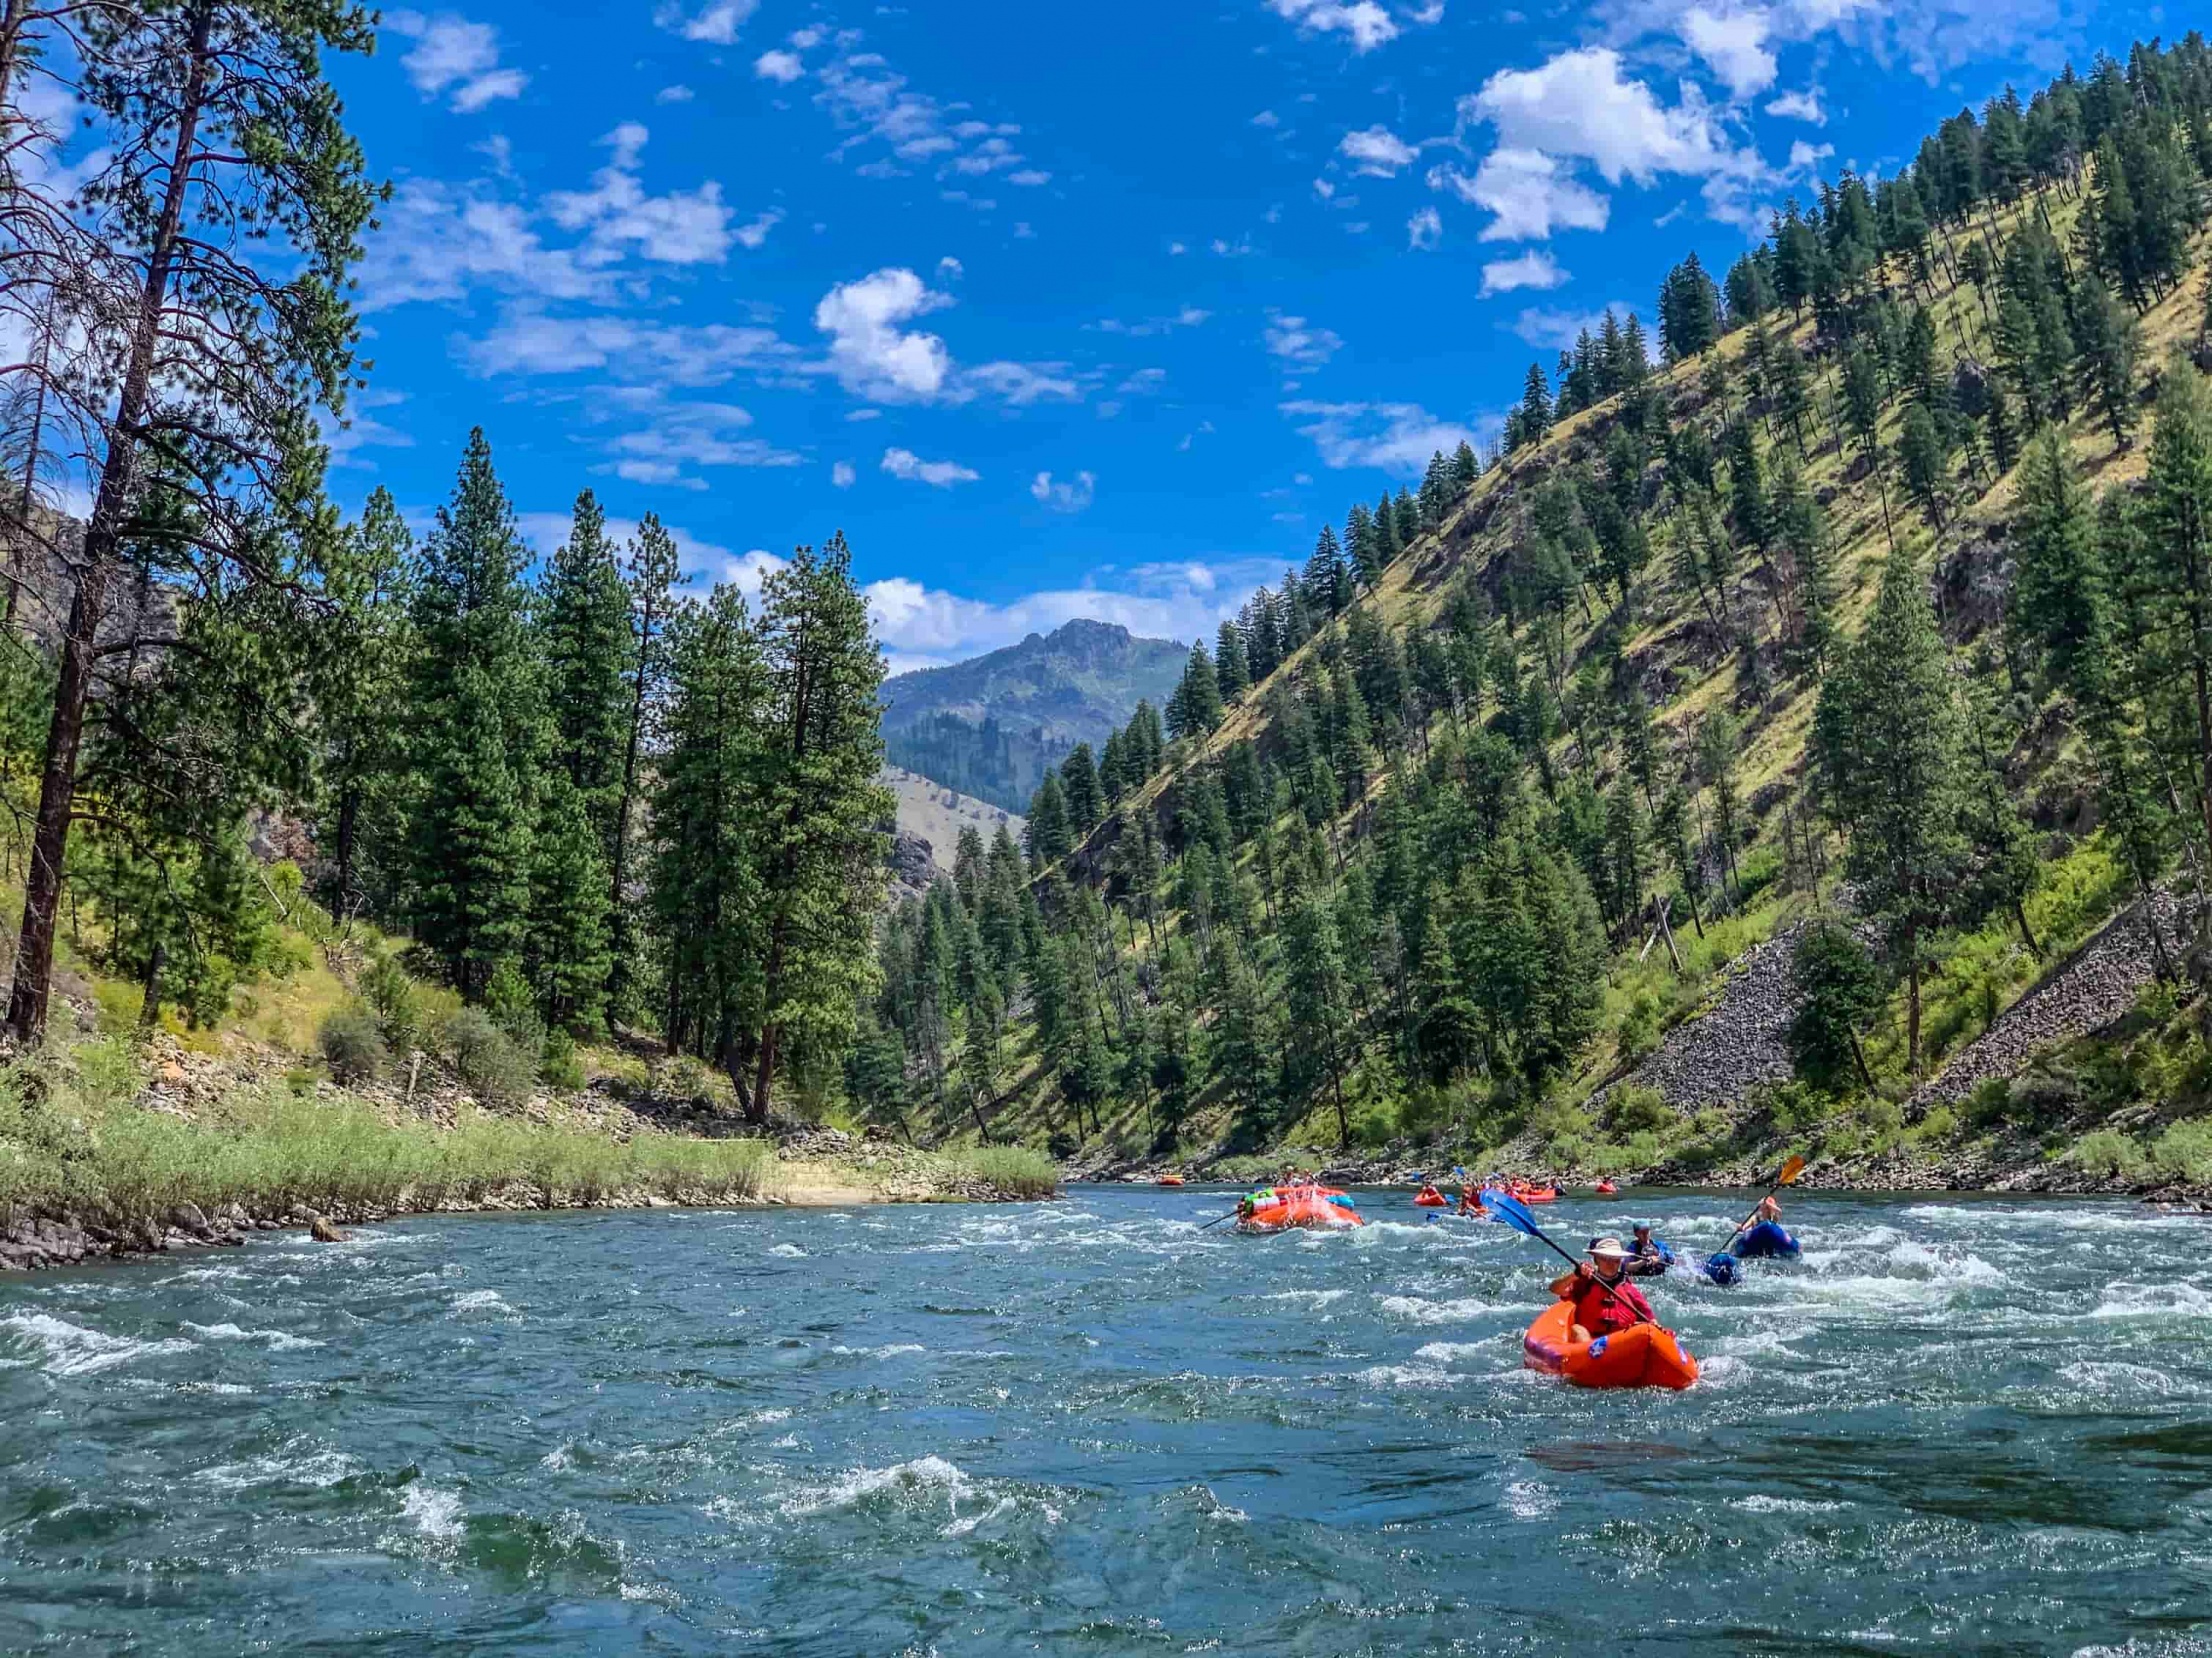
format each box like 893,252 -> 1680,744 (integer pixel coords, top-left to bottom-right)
1776,1154 -> 1807,1186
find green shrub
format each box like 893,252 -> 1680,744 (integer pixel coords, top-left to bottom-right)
2151,1117 -> 2212,1185
2068,1128 -> 2149,1182
442,1008 -> 536,1110
1911,1103 -> 1959,1144
1601,1084 -> 1672,1136
1965,1076 -> 2013,1129
318,1002 -> 388,1084
539,1027 -> 586,1092
361,956 -> 422,1051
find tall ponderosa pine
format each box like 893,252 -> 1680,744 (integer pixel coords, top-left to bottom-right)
409,430 -> 541,1001
6,0 -> 380,1043
314,487 -> 415,918
607,514 -> 682,1022
742,536 -> 892,1122
1815,547 -> 1967,1074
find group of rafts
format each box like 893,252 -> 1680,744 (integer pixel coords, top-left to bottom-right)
1221,1173 -> 1804,1392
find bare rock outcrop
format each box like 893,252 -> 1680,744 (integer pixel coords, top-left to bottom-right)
1910,892 -> 2183,1111
1599,925 -> 1803,1110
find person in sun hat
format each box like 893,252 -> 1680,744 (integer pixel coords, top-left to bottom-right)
1549,1236 -> 1655,1342
1626,1220 -> 1675,1278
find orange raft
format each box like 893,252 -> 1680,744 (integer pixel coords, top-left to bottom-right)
1508,1184 -> 1560,1204
1413,1185 -> 1448,1208
1157,1173 -> 1186,1187
1238,1184 -> 1366,1233
1521,1302 -> 1700,1390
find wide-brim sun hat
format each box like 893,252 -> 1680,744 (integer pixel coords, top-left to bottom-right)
1589,1236 -> 1632,1261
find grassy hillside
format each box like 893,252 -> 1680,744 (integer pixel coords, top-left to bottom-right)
860,40 -> 2212,1193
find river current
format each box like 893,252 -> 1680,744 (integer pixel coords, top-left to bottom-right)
0,1189 -> 2207,1654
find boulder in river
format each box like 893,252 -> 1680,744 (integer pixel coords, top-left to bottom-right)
307,1213 -> 349,1243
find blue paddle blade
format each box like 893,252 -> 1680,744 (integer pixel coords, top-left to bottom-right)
1484,1189 -> 1541,1237
1703,1252 -> 1739,1287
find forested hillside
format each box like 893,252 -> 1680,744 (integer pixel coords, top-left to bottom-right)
859,37 -> 2212,1189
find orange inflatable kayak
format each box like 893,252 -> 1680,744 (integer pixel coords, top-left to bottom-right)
1510,1185 -> 1560,1204
1594,1179 -> 1618,1196
1157,1173 -> 1185,1186
1521,1302 -> 1699,1390
1238,1186 -> 1365,1232
1413,1187 -> 1447,1208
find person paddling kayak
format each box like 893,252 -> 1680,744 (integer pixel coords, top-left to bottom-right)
1626,1221 -> 1675,1278
1733,1195 -> 1783,1242
1549,1237 -> 1655,1343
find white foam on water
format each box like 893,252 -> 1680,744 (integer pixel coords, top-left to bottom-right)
1258,1289 -> 1348,1305
197,1446 -> 356,1492
448,1289 -> 516,1317
2054,1361 -> 2195,1400
1,1313 -> 194,1377
749,1407 -> 792,1424
941,1495 -> 1021,1537
1376,1294 -> 1507,1325
1354,1362 -> 1455,1389
777,1454 -> 973,1517
767,1243 -> 807,1258
1732,1493 -> 1847,1514
183,1321 -> 323,1351
2090,1281 -> 2212,1319
1412,1341 -> 1492,1364
541,1443 -> 575,1471
401,1485 -> 465,1540
829,1343 -> 926,1359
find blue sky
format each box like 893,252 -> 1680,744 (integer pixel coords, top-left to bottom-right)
330,0 -> 2134,671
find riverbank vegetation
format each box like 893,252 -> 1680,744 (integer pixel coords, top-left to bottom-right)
860,39 -> 2212,1193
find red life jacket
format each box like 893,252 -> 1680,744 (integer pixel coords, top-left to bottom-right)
1567,1272 -> 1652,1336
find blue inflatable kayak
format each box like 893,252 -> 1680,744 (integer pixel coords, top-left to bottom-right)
1731,1219 -> 1802,1260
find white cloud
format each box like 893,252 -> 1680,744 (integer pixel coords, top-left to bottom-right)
384,12 -> 528,113
1788,138 -> 1834,171
1407,206 -> 1442,250
1281,400 -> 1480,474
832,460 -> 857,488
1339,124 -> 1418,176
1432,151 -> 1610,243
1264,311 -> 1342,372
1252,109 -> 1281,128
814,267 -> 955,401
1480,249 -> 1568,294
1467,47 -> 1728,184
754,48 -> 805,83
358,181 -> 613,309
1264,0 -> 1407,52
544,123 -> 732,266
881,447 -> 979,488
593,395 -> 803,486
938,255 -> 965,280
1030,470 -> 1097,513
815,49 -> 1030,182
1092,306 -> 1209,337
734,208 -> 783,249
460,307 -> 798,383
1682,6 -> 1778,99
1764,86 -> 1825,122
1008,168 -> 1052,186
654,0 -> 758,44
1509,301 -> 1638,350
656,84 -> 695,104
964,361 -> 1082,405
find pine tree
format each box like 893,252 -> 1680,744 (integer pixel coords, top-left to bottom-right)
2011,428 -> 2106,689
1215,618 -> 1252,699
1814,546 -> 1968,1074
607,513 -> 682,1023
1061,743 -> 1103,831
2073,278 -> 2142,449
1897,402 -> 1951,527
313,486 -> 415,919
1027,773 -> 1072,869
1281,892 -> 1354,1146
408,430 -> 541,1000
1167,641 -> 1223,739
741,535 -> 892,1122
539,489 -> 631,836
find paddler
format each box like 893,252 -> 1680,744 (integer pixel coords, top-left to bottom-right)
1734,1194 -> 1783,1240
1626,1221 -> 1675,1278
1457,1181 -> 1483,1214
1551,1237 -> 1655,1343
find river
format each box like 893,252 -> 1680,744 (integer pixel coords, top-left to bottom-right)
0,1189 -> 2207,1654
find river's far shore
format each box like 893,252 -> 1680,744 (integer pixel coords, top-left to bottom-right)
0,1154 -> 1059,1275
1064,1144 -> 2212,1209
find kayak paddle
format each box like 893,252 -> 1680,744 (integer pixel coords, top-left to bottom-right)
1484,1189 -> 1654,1328
1703,1154 -> 1806,1283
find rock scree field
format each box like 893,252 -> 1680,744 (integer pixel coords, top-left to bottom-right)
1,1190 -> 2207,1654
